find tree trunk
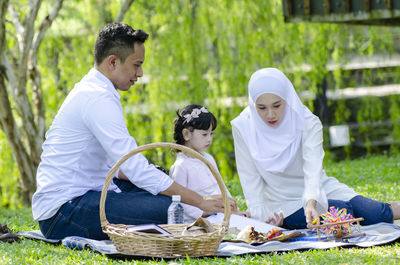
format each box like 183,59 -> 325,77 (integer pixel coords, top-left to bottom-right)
0,0 -> 36,204
0,0 -> 64,205
0,86 -> 37,204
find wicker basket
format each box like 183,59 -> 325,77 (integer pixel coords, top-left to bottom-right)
100,142 -> 231,258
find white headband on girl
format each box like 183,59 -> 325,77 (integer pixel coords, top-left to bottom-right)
183,107 -> 209,123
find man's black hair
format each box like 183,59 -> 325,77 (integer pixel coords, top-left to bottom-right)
94,22 -> 149,65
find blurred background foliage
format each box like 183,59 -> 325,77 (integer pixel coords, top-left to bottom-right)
1,0 -> 400,207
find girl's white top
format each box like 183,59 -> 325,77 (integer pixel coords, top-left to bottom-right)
169,152 -> 231,223
231,68 -> 357,222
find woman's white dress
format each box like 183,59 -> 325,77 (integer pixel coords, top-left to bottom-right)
232,112 -> 357,222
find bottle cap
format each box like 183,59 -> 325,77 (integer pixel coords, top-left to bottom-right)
172,195 -> 181,202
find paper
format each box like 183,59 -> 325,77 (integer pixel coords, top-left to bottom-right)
206,213 -> 282,233
126,224 -> 171,234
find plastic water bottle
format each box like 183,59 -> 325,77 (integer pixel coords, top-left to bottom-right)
168,195 -> 184,224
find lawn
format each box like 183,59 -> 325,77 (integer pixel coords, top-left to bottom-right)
1,153 -> 400,264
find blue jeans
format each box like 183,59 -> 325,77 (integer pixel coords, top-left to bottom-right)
282,195 -> 394,230
39,178 -> 172,240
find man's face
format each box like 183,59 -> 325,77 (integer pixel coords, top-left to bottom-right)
110,42 -> 145,91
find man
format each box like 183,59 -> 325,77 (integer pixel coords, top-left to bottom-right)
32,23 -> 233,240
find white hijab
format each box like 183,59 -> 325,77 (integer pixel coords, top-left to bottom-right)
232,68 -> 313,173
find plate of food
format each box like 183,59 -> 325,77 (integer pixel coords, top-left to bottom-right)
225,226 -> 305,245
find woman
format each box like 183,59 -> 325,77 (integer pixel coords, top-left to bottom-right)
231,68 -> 399,229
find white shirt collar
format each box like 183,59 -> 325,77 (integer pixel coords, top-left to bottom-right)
88,68 -> 121,100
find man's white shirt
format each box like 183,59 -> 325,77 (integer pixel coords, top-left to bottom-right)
32,68 -> 173,221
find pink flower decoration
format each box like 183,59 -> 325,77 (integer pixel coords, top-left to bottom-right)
183,107 -> 209,123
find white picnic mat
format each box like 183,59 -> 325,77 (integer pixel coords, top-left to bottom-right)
17,222 -> 400,258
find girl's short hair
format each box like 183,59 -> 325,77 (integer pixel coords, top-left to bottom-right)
173,104 -> 217,145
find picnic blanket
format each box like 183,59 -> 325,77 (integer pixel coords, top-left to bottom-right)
17,222 -> 400,258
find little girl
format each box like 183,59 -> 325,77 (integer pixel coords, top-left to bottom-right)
170,104 -> 278,232
170,104 -> 230,222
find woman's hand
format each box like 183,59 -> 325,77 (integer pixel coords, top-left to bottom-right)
305,199 -> 319,226
235,211 -> 251,218
265,211 -> 284,227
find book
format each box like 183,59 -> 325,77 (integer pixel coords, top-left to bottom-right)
126,224 -> 171,235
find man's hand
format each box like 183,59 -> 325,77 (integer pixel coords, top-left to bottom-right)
198,194 -> 237,214
160,182 -> 237,214
305,199 -> 319,226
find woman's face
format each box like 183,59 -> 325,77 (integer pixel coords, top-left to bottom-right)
255,93 -> 286,127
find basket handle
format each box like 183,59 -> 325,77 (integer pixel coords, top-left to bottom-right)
100,142 -> 231,230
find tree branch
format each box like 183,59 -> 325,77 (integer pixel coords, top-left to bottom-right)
19,0 -> 42,73
2,54 -> 17,97
7,2 -> 23,50
0,0 -> 10,134
11,0 -> 44,164
0,0 -> 8,52
30,0 -> 64,139
32,0 -> 64,54
115,0 -> 135,22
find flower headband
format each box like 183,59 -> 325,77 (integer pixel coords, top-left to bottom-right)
183,107 -> 209,124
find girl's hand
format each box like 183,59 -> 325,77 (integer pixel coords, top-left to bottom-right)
305,199 -> 319,226
265,211 -> 284,227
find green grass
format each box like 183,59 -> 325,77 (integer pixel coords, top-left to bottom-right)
1,154 -> 400,264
